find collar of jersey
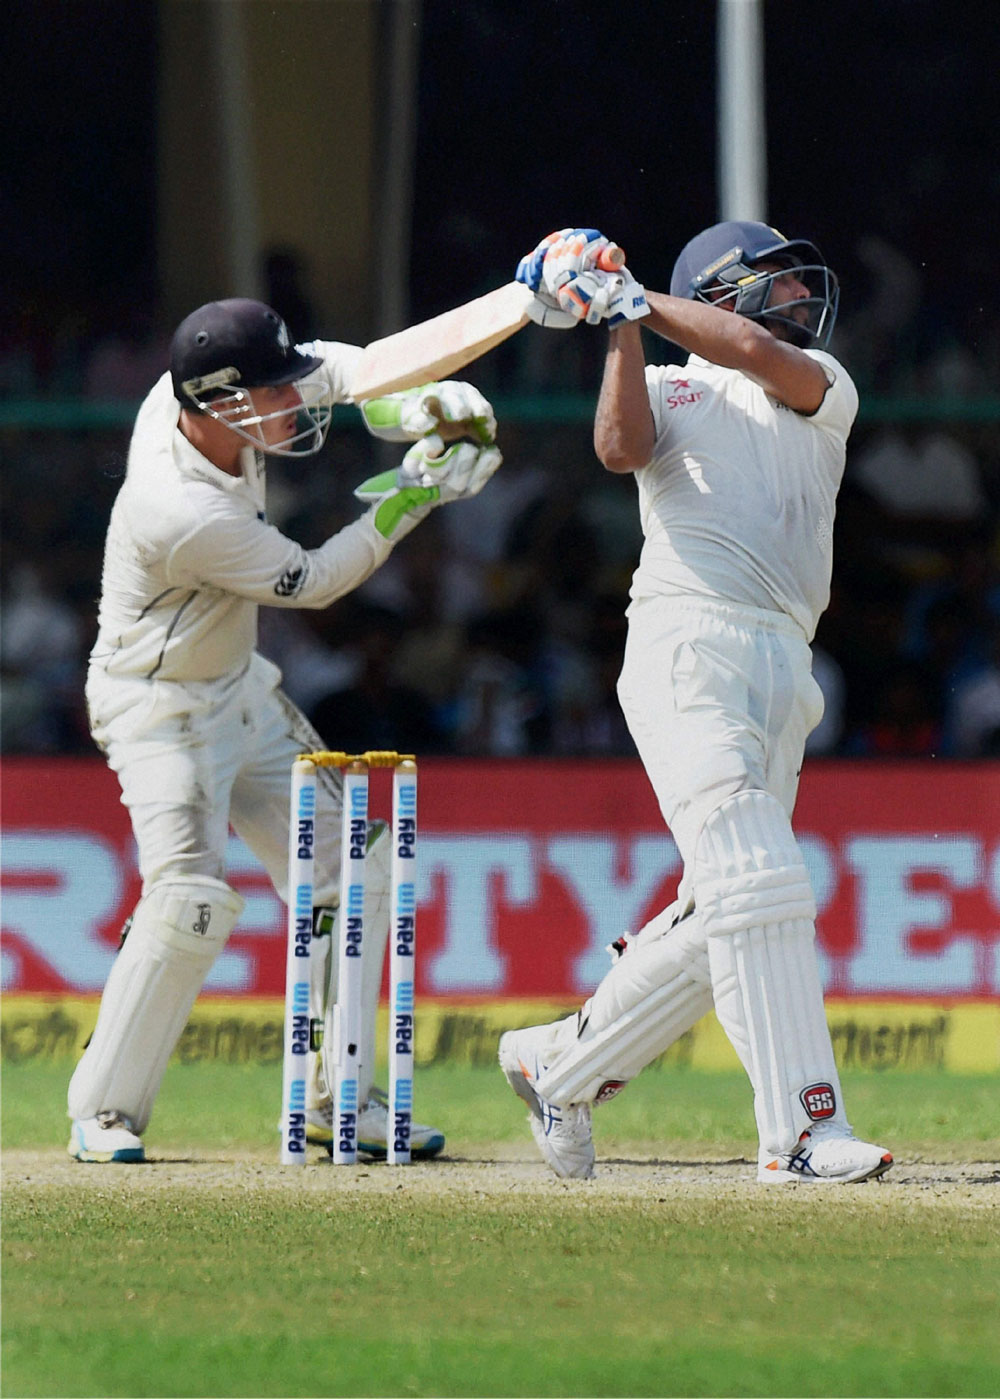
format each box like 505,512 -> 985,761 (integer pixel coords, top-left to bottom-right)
173,430 -> 256,494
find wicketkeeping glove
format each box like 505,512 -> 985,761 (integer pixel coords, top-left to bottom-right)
360,381 -> 497,444
355,439 -> 503,541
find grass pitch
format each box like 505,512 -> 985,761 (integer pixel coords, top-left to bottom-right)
3,1061 -> 998,1398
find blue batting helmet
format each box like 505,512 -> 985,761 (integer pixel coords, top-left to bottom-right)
670,220 -> 839,348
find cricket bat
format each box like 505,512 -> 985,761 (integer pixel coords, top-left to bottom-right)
350,245 -> 626,401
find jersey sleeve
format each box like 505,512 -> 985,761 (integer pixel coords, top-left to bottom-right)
165,500 -> 394,610
298,340 -> 364,405
802,349 -> 859,435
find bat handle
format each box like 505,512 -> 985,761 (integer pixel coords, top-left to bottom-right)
596,244 -> 626,272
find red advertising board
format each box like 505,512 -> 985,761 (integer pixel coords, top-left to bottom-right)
2,757 -> 998,1000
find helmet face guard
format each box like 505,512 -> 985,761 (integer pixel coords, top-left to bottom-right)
179,367 -> 334,458
671,221 -> 840,349
704,256 -> 839,349
170,299 -> 334,456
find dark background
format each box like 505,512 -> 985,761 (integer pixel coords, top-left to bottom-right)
3,0 -> 999,762
4,0 -> 997,354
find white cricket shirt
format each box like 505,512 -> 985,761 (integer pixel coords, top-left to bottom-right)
89,341 -> 394,684
631,349 -> 858,640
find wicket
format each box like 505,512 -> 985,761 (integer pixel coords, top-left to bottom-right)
280,750 -> 418,1166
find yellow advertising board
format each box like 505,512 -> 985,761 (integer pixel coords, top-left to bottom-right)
3,996 -> 997,1073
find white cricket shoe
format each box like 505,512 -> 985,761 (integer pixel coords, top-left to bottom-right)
304,1087 -> 445,1160
758,1122 -> 893,1184
498,1025 -> 595,1180
68,1111 -> 145,1164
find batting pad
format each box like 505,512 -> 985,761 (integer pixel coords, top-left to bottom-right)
68,876 -> 244,1133
533,913 -> 713,1107
695,791 -> 848,1154
313,823 -> 391,1110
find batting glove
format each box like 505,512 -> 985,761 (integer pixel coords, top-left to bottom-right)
551,267 -> 650,327
524,296 -> 580,330
516,228 -> 577,292
554,268 -> 621,325
604,268 -> 650,327
540,230 -> 614,299
355,440 -> 503,541
518,228 -> 612,331
360,381 -> 497,444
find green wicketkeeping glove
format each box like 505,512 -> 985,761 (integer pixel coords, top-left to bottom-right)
355,438 -> 502,540
359,381 -> 497,445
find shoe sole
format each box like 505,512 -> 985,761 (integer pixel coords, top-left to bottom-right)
68,1145 -> 145,1164
356,1133 -> 445,1161
758,1152 -> 894,1184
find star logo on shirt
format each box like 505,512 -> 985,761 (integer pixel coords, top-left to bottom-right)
665,378 -> 704,410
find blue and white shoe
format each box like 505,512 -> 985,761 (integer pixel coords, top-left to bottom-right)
68,1111 -> 145,1164
499,1025 -> 595,1179
759,1123 -> 893,1184
303,1087 -> 445,1160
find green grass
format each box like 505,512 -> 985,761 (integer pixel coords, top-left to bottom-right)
5,1059 -> 999,1159
3,1061 -> 999,1398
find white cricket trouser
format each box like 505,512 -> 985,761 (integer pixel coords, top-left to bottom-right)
616,594 -> 822,870
616,595 -> 846,1153
87,652 -> 344,901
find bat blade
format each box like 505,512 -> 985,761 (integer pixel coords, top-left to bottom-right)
350,281 -> 535,400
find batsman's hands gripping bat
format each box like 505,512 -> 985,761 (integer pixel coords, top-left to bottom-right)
360,381 -> 497,446
529,228 -> 651,327
517,227 -> 628,327
354,439 -> 503,541
602,267 -> 651,327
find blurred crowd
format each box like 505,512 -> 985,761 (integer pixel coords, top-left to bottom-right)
3,240 -> 1000,762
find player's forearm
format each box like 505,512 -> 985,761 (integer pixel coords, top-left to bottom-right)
278,515 -> 394,609
642,291 -> 772,367
594,323 -> 655,473
170,511 -> 394,612
641,291 -> 829,412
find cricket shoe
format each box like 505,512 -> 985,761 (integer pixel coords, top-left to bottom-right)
304,1088 -> 445,1160
758,1123 -> 893,1184
498,1025 -> 595,1180
68,1111 -> 145,1164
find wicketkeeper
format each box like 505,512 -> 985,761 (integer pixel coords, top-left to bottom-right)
69,297 -> 501,1162
499,225 -> 893,1185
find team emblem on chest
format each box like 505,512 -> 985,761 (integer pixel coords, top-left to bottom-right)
666,378 -> 704,410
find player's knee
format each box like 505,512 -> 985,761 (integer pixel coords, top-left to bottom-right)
693,790 -> 815,937
131,875 -> 244,958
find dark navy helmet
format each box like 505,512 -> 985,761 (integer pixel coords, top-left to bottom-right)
670,220 -> 839,348
169,299 -> 332,456
170,299 -> 323,402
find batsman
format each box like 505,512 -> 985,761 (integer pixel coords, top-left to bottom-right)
68,297 -> 501,1163
500,224 -> 894,1184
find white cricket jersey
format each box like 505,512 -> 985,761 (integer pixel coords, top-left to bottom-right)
89,340 -> 394,684
631,349 -> 858,640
